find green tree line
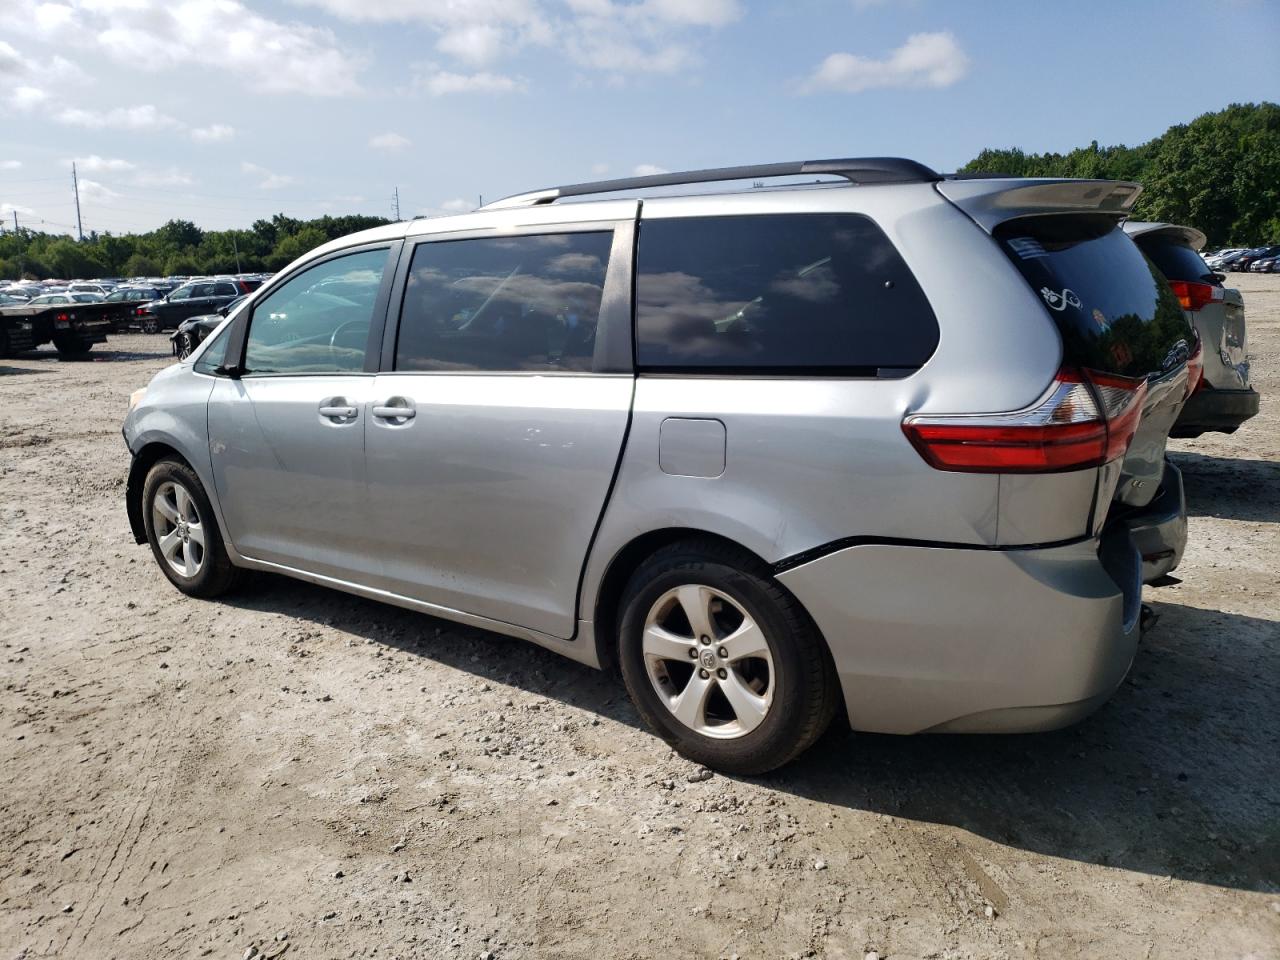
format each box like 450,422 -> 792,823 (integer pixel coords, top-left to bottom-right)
2,102 -> 1277,281
0,213 -> 391,281
961,102 -> 1280,247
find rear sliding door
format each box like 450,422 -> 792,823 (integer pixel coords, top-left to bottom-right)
364,217 -> 636,639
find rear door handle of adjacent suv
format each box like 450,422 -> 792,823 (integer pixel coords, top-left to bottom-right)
372,397 -> 416,422
319,398 -> 359,422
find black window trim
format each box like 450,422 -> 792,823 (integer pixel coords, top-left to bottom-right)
379,219 -> 635,377
632,210 -> 937,378
216,239 -> 403,378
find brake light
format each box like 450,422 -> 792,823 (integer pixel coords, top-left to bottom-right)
1168,279 -> 1223,312
1185,339 -> 1204,397
54,312 -> 71,330
902,368 -> 1147,473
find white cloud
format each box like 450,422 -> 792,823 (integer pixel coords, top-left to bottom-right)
0,160 -> 21,170
633,163 -> 668,176
130,167 -> 195,187
0,202 -> 36,218
190,123 -> 235,143
55,103 -> 180,130
369,132 -> 411,151
0,0 -> 363,96
436,23 -> 506,65
77,178 -> 121,204
0,39 -> 25,75
417,69 -> 526,96
801,31 -> 969,94
71,154 -> 135,172
295,0 -> 735,79
640,0 -> 741,27
8,85 -> 49,110
241,162 -> 295,190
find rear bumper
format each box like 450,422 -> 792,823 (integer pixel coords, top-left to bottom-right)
776,533 -> 1142,735
1120,460 -> 1187,584
1171,386 -> 1260,437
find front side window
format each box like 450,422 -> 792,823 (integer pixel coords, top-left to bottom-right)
395,232 -> 613,372
635,213 -> 939,373
168,285 -> 193,301
243,248 -> 388,375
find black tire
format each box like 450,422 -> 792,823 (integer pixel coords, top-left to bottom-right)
53,336 -> 91,360
617,539 -> 839,775
176,333 -> 193,359
141,457 -> 240,598
0,326 -> 10,359
141,317 -> 160,334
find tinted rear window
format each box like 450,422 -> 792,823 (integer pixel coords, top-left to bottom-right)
635,214 -> 938,373
1135,235 -> 1217,284
995,216 -> 1192,379
396,232 -> 613,373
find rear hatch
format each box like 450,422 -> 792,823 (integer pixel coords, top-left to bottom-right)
990,213 -> 1194,510
936,179 -> 1195,515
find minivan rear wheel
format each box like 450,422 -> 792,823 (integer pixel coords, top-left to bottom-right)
618,540 -> 838,775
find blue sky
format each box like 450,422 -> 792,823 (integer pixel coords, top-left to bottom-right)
1,0 -> 1277,236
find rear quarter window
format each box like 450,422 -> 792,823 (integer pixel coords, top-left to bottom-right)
635,213 -> 938,374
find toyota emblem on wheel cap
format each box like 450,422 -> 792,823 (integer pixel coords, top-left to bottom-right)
699,649 -> 717,669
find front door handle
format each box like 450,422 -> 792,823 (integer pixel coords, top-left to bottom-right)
372,397 -> 416,422
319,397 -> 358,423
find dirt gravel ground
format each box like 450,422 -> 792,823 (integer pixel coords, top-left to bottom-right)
2,275 -> 1278,960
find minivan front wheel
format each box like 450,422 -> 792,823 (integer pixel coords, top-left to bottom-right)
618,541 -> 838,775
142,458 -> 239,597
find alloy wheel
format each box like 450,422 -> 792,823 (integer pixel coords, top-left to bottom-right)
642,584 -> 775,739
151,480 -> 206,578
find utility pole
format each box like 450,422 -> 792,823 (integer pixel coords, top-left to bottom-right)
72,162 -> 84,241
392,187 -> 401,221
231,233 -> 242,273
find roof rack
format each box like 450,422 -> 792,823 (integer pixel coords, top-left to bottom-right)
482,157 -> 941,210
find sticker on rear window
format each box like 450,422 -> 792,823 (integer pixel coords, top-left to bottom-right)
1040,286 -> 1082,312
1008,237 -> 1048,260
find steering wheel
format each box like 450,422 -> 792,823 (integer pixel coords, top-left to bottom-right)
329,320 -> 369,365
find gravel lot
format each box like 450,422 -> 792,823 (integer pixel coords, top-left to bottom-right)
2,275 -> 1278,960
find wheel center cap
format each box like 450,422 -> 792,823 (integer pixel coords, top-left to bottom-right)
176,519 -> 189,539
699,649 -> 717,670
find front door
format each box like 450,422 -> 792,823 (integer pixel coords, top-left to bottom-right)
208,246 -> 393,583
364,226 -> 634,638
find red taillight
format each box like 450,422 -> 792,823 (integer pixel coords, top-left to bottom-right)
903,369 -> 1147,473
1185,339 -> 1204,397
1168,279 -> 1223,312
54,312 -> 71,329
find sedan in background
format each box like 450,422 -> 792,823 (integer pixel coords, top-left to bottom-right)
170,295 -> 246,358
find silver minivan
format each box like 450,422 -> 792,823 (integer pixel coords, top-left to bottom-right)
123,159 -> 1196,773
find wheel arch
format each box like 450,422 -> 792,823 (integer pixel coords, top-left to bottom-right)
588,527 -> 818,673
126,442 -> 193,544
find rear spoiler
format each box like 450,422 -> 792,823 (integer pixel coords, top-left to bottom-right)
936,178 -> 1142,234
1121,221 -> 1207,252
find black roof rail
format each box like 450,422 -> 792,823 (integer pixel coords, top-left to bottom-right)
483,157 -> 941,209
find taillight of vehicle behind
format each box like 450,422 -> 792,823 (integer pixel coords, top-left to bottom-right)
902,368 -> 1147,473
1168,279 -> 1224,312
